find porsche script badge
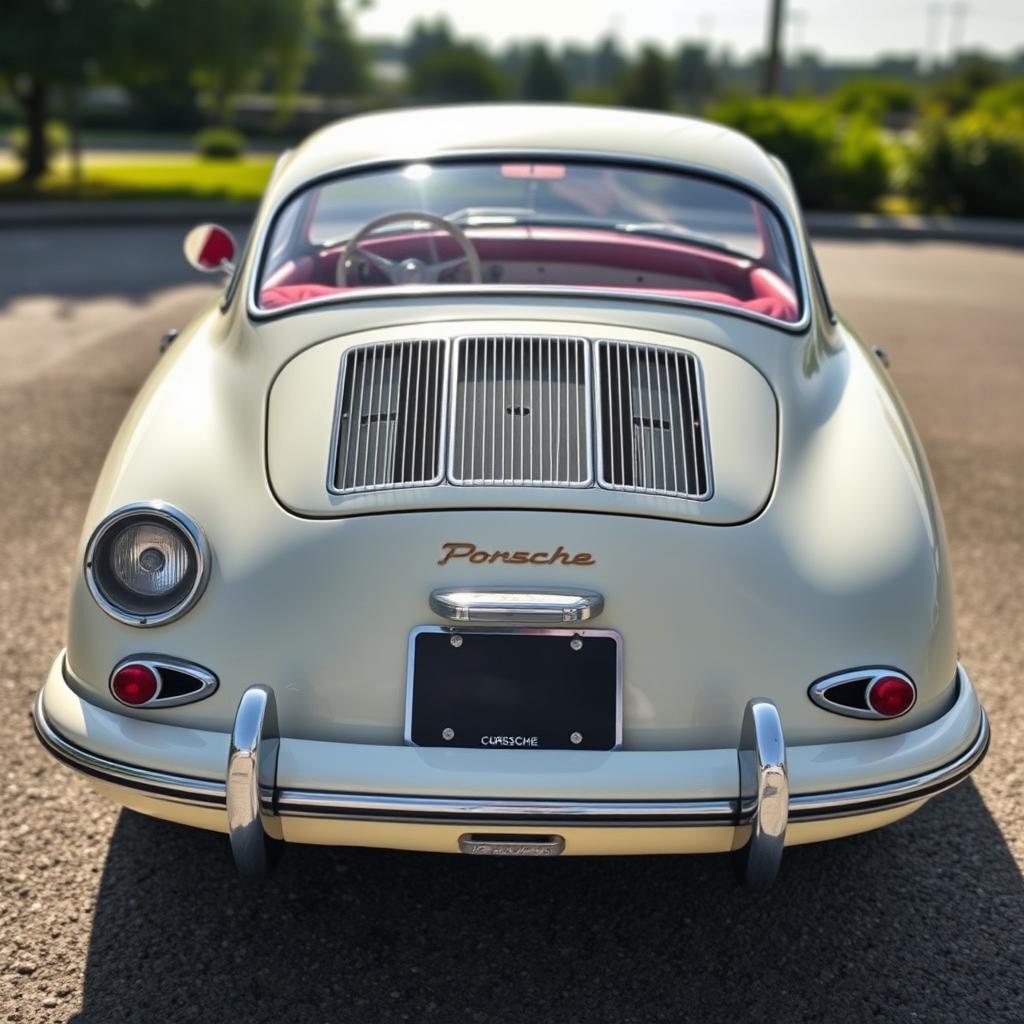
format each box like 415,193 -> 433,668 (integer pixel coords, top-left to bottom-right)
438,541 -> 595,566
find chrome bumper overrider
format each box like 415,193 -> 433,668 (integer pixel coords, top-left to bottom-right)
32,685 -> 990,886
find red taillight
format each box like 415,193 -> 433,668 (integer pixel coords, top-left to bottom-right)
111,664 -> 159,706
868,675 -> 915,717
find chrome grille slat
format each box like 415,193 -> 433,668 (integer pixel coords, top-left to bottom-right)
595,340 -> 711,500
449,335 -> 592,487
330,339 -> 446,493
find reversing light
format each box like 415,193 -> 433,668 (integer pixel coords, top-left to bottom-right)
867,675 -> 917,718
111,663 -> 159,706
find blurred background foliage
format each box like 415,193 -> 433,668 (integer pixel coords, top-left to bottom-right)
2,0 -> 1023,215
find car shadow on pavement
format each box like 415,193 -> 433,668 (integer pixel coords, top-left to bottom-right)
71,779 -> 1022,1024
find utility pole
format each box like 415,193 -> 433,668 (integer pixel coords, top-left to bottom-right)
949,2 -> 969,59
924,3 -> 943,73
761,0 -> 785,95
788,9 -> 807,56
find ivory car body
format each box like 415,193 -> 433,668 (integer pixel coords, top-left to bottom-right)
33,105 -> 988,886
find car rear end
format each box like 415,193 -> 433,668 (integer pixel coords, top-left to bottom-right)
33,109 -> 988,885
34,296 -> 987,885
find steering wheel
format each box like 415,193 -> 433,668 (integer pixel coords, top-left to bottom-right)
337,211 -> 482,286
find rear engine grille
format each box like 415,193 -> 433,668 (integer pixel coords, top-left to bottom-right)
595,341 -> 711,499
331,340 -> 446,493
449,336 -> 591,486
328,335 -> 712,500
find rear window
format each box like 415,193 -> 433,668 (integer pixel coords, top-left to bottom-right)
257,159 -> 802,324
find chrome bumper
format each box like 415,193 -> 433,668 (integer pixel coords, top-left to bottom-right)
32,685 -> 990,886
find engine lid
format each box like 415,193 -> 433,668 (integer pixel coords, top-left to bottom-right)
267,319 -> 777,524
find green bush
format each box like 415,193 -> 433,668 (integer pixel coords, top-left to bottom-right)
832,114 -> 891,209
929,57 -> 1003,116
571,85 -> 620,106
8,120 -> 69,161
830,78 -> 920,121
907,111 -> 1024,217
706,97 -> 890,211
971,79 -> 1024,126
194,126 -> 246,159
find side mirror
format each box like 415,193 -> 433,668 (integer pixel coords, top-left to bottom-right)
183,223 -> 237,274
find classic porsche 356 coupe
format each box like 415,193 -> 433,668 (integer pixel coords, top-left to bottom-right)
33,105 -> 989,887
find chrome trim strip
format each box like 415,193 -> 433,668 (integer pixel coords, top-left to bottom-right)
789,707 -> 990,820
109,655 -> 218,709
276,790 -> 737,824
226,686 -> 282,877
83,501 -> 211,628
32,693 -> 989,829
403,625 -> 624,751
734,699 -> 788,888
31,690 -> 225,807
245,149 -> 812,335
429,587 -> 605,624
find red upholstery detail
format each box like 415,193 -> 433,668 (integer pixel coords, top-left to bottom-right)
259,227 -> 798,322
260,283 -> 345,309
259,282 -> 797,321
262,256 -> 315,290
313,226 -> 752,290
742,295 -> 797,320
749,268 -> 798,320
593,286 -> 795,320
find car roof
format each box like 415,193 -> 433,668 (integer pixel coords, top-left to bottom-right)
265,104 -> 797,215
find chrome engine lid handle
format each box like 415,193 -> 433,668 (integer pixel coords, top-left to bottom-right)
429,587 -> 605,624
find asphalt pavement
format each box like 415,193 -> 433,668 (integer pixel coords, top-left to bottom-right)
0,228 -> 1021,1023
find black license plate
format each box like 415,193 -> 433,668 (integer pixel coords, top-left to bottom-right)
407,628 -> 620,751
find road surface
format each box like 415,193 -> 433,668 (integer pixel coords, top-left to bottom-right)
1,228 -> 1021,1022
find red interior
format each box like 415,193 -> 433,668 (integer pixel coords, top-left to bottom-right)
259,226 -> 798,322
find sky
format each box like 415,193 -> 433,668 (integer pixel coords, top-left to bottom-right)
355,0 -> 1024,62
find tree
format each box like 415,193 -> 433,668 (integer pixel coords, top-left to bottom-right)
409,45 -> 509,103
0,0 -> 131,180
620,46 -> 672,111
521,44 -> 568,102
560,44 -> 592,91
305,0 -> 369,99
121,0 -> 317,129
405,18 -> 455,68
592,35 -> 626,88
673,43 -> 717,111
498,43 -> 527,83
187,0 -> 317,123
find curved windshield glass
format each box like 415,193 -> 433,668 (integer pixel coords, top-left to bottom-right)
257,160 -> 802,324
